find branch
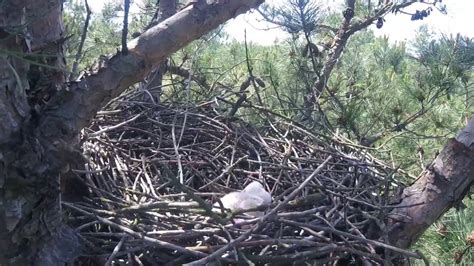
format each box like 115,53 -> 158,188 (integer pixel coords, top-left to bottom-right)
168,65 -> 209,90
256,8 -> 337,34
69,0 -> 92,81
141,0 -> 178,102
304,0 -> 357,114
386,115 -> 474,249
37,0 -> 265,144
304,1 -> 418,115
228,76 -> 252,117
121,0 -> 130,54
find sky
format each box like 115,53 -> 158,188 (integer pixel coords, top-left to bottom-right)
87,0 -> 474,45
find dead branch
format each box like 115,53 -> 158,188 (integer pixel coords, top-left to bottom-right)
69,0 -> 92,81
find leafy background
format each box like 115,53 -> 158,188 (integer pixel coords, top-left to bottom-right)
63,0 -> 473,264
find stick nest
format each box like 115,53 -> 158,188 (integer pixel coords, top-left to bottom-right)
65,98 -> 417,265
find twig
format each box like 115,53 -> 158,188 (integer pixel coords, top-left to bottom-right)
63,202 -> 209,258
185,156 -> 333,265
199,155 -> 248,190
105,235 -> 128,266
121,0 -> 130,54
69,0 -> 92,81
280,218 -> 422,260
88,113 -> 141,138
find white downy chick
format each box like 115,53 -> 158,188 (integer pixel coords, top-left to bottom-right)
243,181 -> 271,203
214,181 -> 272,217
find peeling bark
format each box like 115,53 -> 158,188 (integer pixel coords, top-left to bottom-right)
387,116 -> 474,249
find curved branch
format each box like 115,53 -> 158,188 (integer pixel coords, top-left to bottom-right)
38,0 -> 265,143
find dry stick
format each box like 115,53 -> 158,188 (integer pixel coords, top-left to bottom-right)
243,31 -> 264,107
187,238 -> 321,251
228,77 -> 252,117
264,155 -> 332,218
199,155 -> 248,190
185,156 -> 333,265
114,156 -> 131,201
171,113 -> 185,185
116,200 -> 201,213
105,235 -> 128,266
168,65 -> 209,90
75,220 -> 99,232
226,138 -> 238,187
219,224 -> 239,261
63,202 -> 208,258
101,246 -> 152,264
88,113 -> 142,138
69,0 -> 91,81
279,218 -> 422,260
122,0 -> 130,54
158,162 -> 227,224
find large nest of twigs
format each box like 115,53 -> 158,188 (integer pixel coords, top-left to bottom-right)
65,96 -> 418,265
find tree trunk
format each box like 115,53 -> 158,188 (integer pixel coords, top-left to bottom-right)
0,0 -> 264,264
0,1 -> 78,264
387,116 -> 474,249
0,0 -> 470,264
141,0 -> 177,103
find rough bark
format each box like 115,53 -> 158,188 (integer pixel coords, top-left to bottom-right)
141,0 -> 177,102
387,116 -> 474,249
0,0 -> 264,264
0,1 -> 72,265
1,0 -> 469,264
39,0 -> 264,140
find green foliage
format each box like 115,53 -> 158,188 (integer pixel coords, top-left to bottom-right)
61,2 -> 472,263
300,27 -> 474,173
64,0 -> 152,72
165,29 -> 473,176
413,199 -> 474,265
63,0 -> 88,69
163,28 -> 473,174
260,0 -> 325,34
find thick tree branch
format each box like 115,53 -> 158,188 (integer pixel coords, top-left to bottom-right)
386,115 -> 474,249
38,0 -> 265,144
